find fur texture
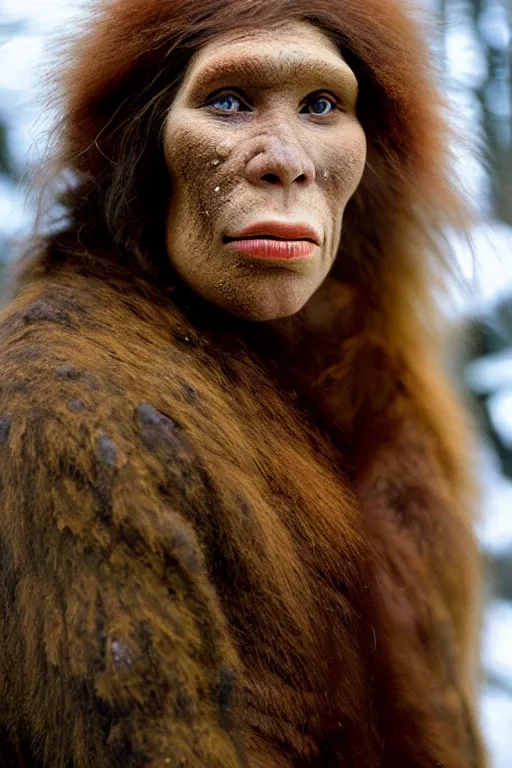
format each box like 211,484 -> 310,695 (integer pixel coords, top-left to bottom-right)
0,0 -> 486,765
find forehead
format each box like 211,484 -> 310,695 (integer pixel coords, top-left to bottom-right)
181,20 -> 355,91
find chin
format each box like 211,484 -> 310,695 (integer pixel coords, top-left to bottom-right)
219,296 -> 310,323
190,272 -> 316,322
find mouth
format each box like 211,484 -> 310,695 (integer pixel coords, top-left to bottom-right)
225,220 -> 321,245
223,221 -> 320,261
223,237 -> 317,261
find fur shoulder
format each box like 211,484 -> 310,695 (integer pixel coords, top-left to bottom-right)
0,273 -> 214,564
0,276 -> 246,767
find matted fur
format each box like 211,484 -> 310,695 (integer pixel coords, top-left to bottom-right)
0,0 -> 486,766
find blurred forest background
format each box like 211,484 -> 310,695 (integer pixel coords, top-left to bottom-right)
0,0 -> 511,764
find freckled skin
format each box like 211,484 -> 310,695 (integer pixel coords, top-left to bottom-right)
163,22 -> 367,321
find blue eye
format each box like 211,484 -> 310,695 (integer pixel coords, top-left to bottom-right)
308,96 -> 335,116
211,94 -> 242,113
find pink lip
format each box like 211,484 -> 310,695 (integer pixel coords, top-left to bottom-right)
224,220 -> 320,261
228,221 -> 321,245
225,238 -> 316,260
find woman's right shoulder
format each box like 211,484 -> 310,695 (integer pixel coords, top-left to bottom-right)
0,275 -> 134,413
0,272 -> 194,445
0,270 -> 170,367
0,272 -> 115,343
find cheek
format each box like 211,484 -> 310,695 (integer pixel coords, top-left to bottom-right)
163,112 -> 215,180
332,123 -> 367,202
163,115 -> 221,220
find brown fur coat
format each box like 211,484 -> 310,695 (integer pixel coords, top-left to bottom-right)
0,259 -> 485,767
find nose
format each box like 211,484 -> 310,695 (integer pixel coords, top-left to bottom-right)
244,134 -> 316,188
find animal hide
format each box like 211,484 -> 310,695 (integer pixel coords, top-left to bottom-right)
0,263 -> 485,767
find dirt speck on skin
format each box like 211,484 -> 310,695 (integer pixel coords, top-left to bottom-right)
215,142 -> 231,158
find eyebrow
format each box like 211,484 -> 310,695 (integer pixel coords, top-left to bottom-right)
186,53 -> 358,100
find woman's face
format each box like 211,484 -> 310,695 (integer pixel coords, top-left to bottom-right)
163,20 -> 367,322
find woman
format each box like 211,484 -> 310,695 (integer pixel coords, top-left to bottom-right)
0,0 -> 486,765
